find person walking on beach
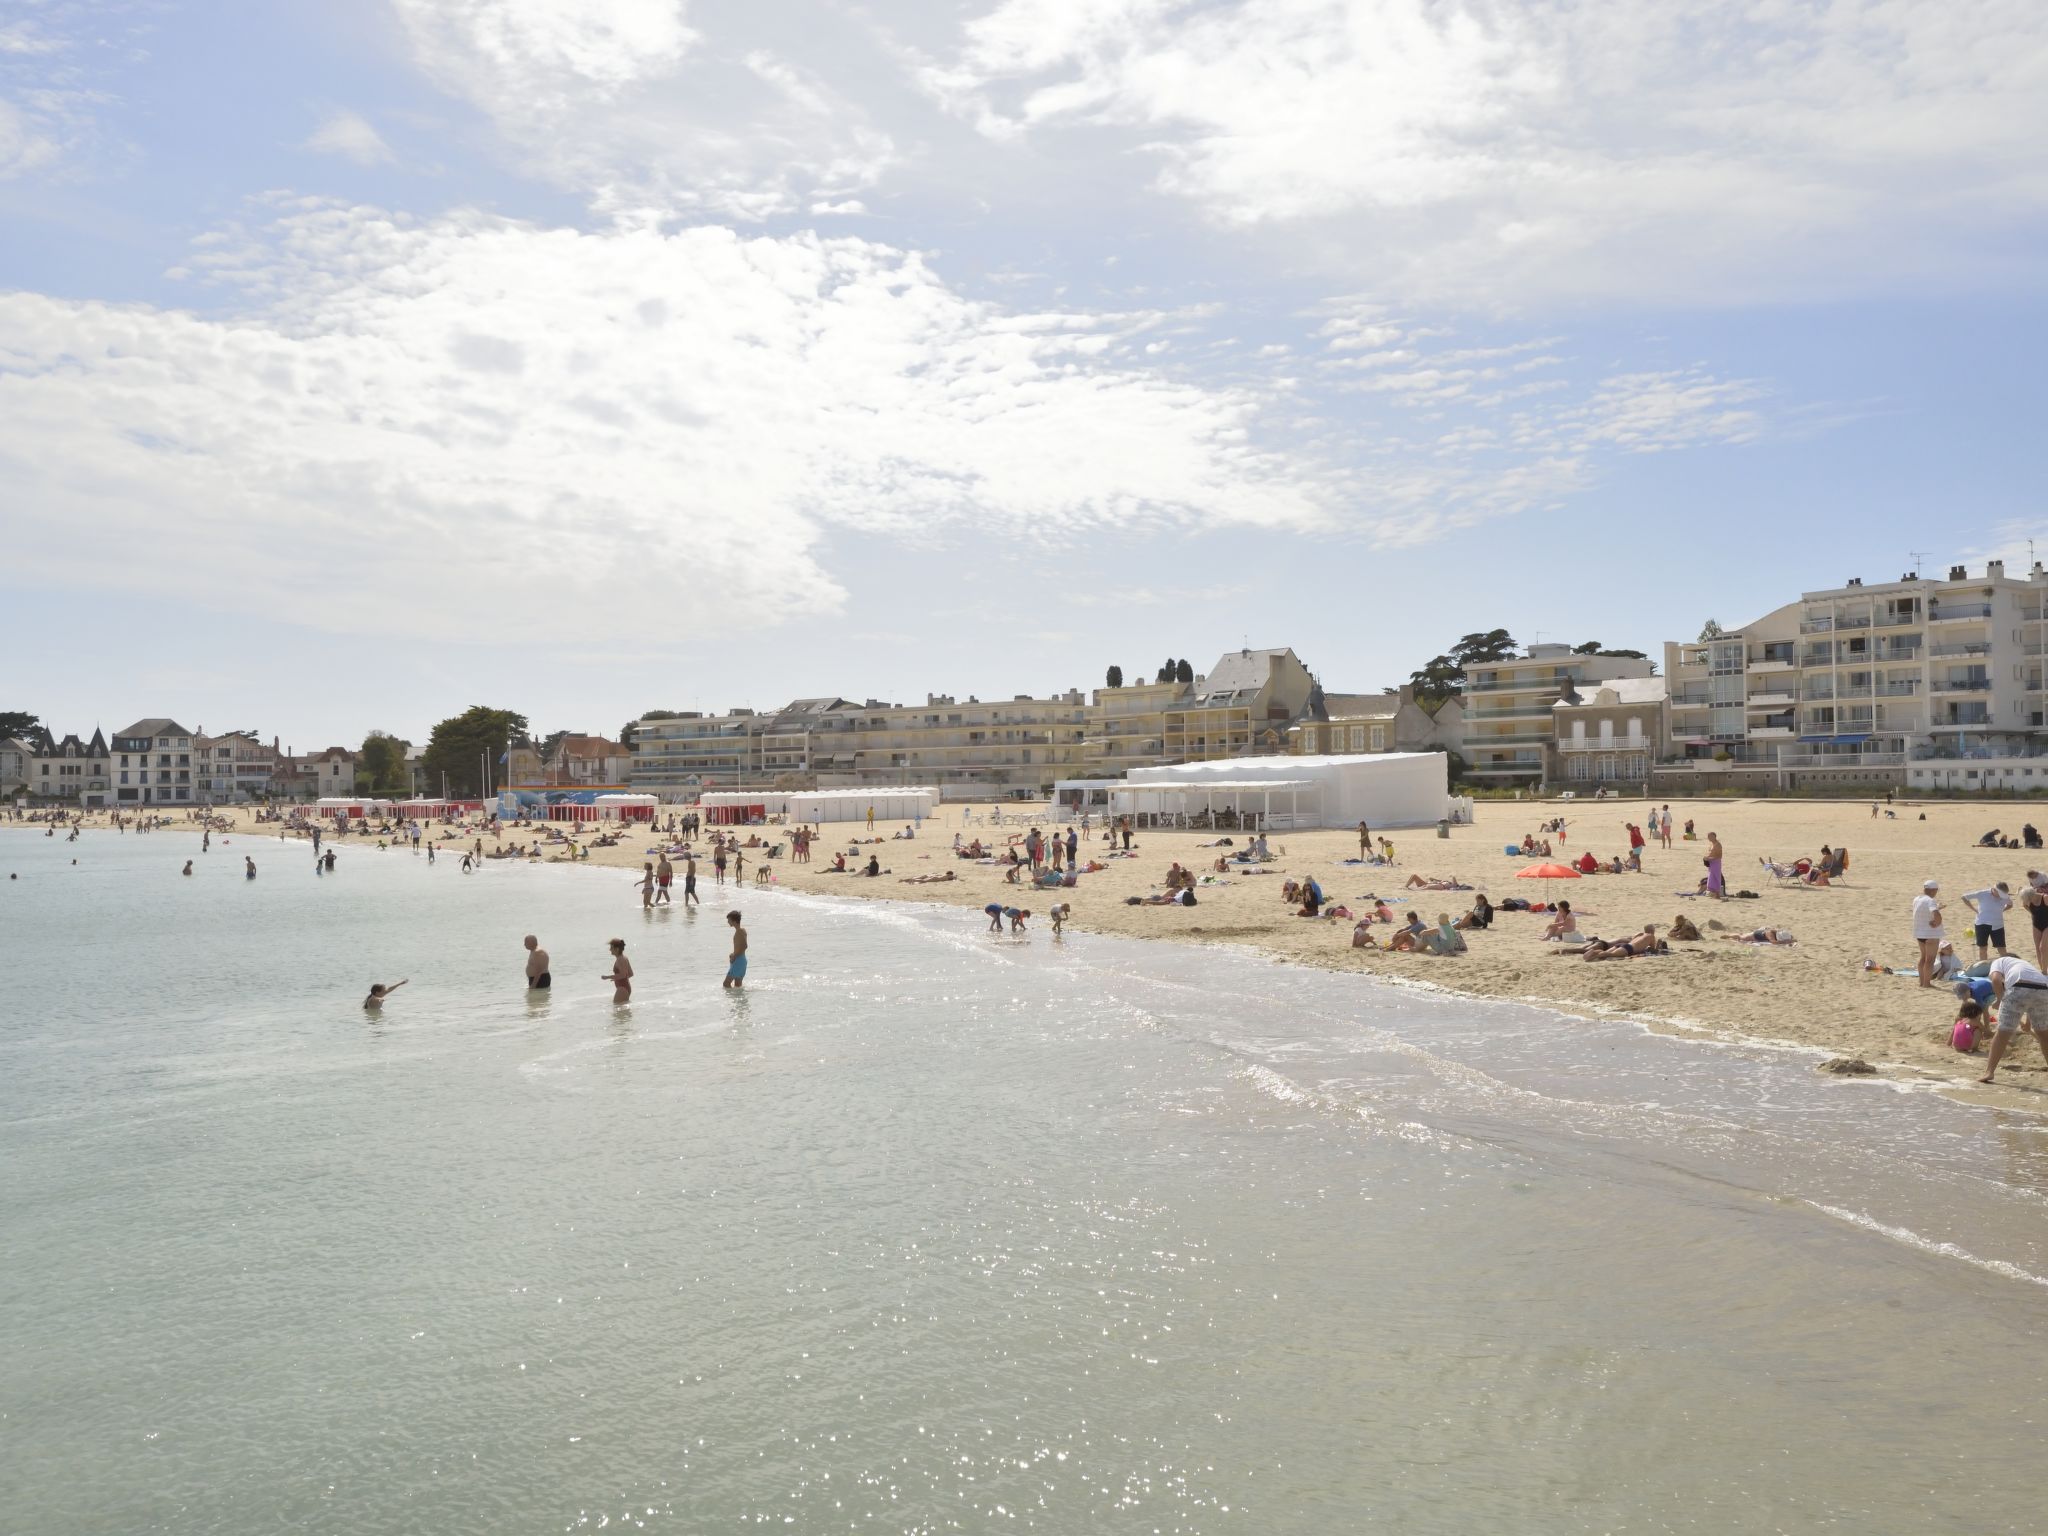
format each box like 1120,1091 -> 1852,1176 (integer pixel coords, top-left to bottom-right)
363,978 -> 408,1011
1661,806 -> 1674,849
1913,879 -> 1945,987
524,934 -> 551,991
683,853 -> 698,906
1358,821 -> 1371,859
1704,831 -> 1724,899
732,847 -> 746,884
602,939 -> 633,1003
636,862 -> 655,908
866,804 -> 875,832
1978,952 -> 2048,1083
724,910 -> 748,989
655,853 -> 673,905
1120,817 -> 1132,851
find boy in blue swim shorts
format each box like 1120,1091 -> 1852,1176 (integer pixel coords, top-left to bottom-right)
724,909 -> 748,989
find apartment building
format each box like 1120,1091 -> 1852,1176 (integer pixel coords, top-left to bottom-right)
31,728 -> 112,805
1461,645 -> 1655,786
110,719 -> 197,806
2,736 -> 35,796
195,731 -> 282,803
1662,559 -> 2048,789
630,647 -> 1322,796
1552,678 -> 1667,790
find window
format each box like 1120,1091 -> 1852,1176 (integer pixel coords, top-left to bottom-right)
1371,725 -> 1386,751
1351,725 -> 1366,751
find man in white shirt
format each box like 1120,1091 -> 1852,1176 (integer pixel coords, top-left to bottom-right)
1912,879 -> 1944,988
1961,881 -> 2014,962
1980,953 -> 2048,1083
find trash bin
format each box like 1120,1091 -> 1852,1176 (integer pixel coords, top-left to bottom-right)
1437,818 -> 1450,839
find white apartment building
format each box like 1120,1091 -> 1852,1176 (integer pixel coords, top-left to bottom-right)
1,736 -> 33,796
1461,645 -> 1655,786
29,728 -> 112,805
1662,559 -> 2048,789
195,731 -> 281,803
630,648 -> 1321,797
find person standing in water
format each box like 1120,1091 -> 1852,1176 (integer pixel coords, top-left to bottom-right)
655,852 -> 673,905
363,978 -> 408,1011
244,856 -> 257,879
524,934 -> 551,991
724,910 -> 748,989
182,860 -> 193,876
636,862 -> 655,908
602,939 -> 633,1003
323,849 -> 337,873
683,852 -> 698,906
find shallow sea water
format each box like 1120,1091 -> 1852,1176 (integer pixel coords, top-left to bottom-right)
3,829 -> 2046,1533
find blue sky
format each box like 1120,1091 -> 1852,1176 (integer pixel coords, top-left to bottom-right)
4,0 -> 2045,750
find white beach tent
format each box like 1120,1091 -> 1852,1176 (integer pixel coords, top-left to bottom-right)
1117,752 -> 1449,829
594,793 -> 660,822
784,787 -> 937,825
314,797 -> 392,818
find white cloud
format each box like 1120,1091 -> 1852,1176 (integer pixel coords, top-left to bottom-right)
0,204 -> 1324,648
0,93 -> 60,178
931,0 -> 2048,304
304,109 -> 394,166
387,1 -> 893,218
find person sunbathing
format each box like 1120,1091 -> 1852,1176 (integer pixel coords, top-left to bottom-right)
1405,874 -> 1471,890
899,870 -> 958,883
1130,889 -> 1194,906
1584,924 -> 1663,960
1722,927 -> 1795,945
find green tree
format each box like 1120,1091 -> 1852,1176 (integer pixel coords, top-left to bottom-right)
1175,658 -> 1193,684
0,711 -> 42,742
357,731 -> 409,795
1104,666 -> 1123,689
421,706 -> 530,797
1410,629 -> 1519,706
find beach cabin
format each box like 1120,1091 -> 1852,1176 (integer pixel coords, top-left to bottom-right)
1116,753 -> 1449,830
313,796 -> 392,822
595,793 -> 659,823
1053,778 -> 1118,813
700,791 -> 772,826
785,787 -> 937,826
395,798 -> 448,820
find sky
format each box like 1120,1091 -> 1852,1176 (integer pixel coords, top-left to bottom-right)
3,0 -> 2046,751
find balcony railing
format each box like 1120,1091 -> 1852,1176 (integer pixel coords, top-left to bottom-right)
1835,684 -> 1873,699
1799,619 -> 1834,634
1929,603 -> 1994,622
1932,679 -> 1991,694
1929,642 -> 1990,659
1877,681 -> 1921,696
1779,750 -> 1907,769
1875,613 -> 1921,628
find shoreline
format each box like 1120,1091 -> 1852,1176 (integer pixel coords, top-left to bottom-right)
13,796 -> 2048,1109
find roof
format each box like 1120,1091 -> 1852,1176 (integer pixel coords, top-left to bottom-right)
779,697 -> 852,715
1318,691 -> 1402,720
116,718 -> 193,739
555,734 -> 625,758
1192,646 -> 1296,704
1555,677 -> 1668,708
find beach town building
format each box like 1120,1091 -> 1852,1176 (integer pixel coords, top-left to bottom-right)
629,648 -> 1323,798
195,731 -> 282,804
110,719 -> 196,806
545,734 -> 631,786
1460,646 -> 1656,787
30,728 -> 112,806
1551,678 -> 1668,792
268,746 -> 357,800
1659,559 -> 2048,791
1288,685 -> 1466,759
1,736 -> 33,796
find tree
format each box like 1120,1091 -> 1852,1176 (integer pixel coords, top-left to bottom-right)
1572,640 -> 1603,654
421,706 -> 530,797
1157,657 -> 1176,683
1698,619 -> 1723,641
1105,666 -> 1123,689
0,711 -> 41,742
357,731 -> 409,795
1175,658 -> 1193,684
620,709 -> 684,750
1410,629 -> 1519,706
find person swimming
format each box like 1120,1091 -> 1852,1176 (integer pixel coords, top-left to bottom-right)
363,979 -> 409,1011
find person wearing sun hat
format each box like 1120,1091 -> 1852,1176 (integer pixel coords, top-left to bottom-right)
1913,878 -> 1944,989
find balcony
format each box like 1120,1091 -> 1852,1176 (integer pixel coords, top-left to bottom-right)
1936,710 -> 1994,727
1932,681 -> 1991,696
1928,603 -> 1994,623
1470,731 -> 1552,746
1747,657 -> 1795,673
1746,690 -> 1796,707
1875,613 -> 1921,628
1463,703 -> 1558,720
1834,683 -> 1873,699
1929,642 -> 1990,659
1751,724 -> 1796,739
1877,681 -> 1921,696
1800,617 -> 1834,634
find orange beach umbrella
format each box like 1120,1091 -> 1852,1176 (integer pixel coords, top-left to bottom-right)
1516,862 -> 1583,902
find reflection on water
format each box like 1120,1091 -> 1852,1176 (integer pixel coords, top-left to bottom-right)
1,830 -> 2044,1535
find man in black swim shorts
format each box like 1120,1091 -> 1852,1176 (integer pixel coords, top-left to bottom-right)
524,933 -> 552,990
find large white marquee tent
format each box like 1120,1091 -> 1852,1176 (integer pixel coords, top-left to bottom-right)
698,787 -> 939,825
1116,753 -> 1449,829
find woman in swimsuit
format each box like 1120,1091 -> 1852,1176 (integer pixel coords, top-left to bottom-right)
602,939 -> 633,1004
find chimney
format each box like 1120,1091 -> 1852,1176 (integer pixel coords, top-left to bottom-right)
1949,564 -> 1966,581
1988,559 -> 2005,579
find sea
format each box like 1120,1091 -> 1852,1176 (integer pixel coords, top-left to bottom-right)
3,827 -> 2046,1534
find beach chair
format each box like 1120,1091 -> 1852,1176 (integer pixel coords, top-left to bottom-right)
1759,856 -> 1809,885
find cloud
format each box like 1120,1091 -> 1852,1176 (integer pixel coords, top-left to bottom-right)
304,109 -> 394,166
0,204 -> 1324,649
930,0 -> 2048,305
0,93 -> 61,178
387,1 -> 893,218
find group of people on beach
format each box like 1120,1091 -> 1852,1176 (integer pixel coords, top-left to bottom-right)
1911,874 -> 2048,1082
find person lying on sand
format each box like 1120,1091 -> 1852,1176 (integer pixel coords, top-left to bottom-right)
899,871 -> 958,883
1722,927 -> 1796,945
1404,874 -> 1471,890
1581,926 -> 1667,960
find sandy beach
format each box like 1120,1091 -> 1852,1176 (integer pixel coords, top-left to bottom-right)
18,794 -> 2048,1102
